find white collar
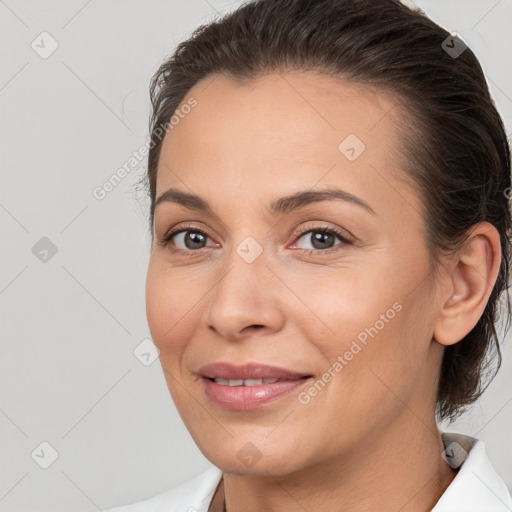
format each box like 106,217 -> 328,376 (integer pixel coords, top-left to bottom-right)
432,432 -> 512,511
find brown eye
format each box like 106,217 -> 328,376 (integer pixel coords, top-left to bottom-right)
300,231 -> 338,250
178,231 -> 208,250
158,227 -> 218,251
293,225 -> 351,253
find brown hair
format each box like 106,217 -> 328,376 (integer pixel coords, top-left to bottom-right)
143,0 -> 511,421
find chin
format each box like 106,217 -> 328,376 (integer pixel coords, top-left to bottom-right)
195,434 -> 310,477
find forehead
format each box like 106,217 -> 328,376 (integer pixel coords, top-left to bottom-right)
166,71 -> 399,143
156,71 -> 411,214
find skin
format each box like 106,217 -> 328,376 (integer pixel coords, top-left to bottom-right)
145,71 -> 501,512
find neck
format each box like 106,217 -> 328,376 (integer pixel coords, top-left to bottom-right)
214,415 -> 457,512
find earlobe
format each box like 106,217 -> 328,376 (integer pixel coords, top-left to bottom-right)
433,222 -> 501,347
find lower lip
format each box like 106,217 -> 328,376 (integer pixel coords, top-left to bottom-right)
200,377 -> 311,410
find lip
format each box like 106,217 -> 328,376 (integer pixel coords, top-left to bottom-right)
198,362 -> 311,380
197,362 -> 313,411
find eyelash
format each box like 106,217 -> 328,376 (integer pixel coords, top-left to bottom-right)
157,222 -> 352,256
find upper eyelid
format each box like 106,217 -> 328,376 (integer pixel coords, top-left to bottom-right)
164,223 -> 344,238
293,222 -> 353,240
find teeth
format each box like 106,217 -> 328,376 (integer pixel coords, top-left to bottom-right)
244,379 -> 262,386
213,378 -> 280,386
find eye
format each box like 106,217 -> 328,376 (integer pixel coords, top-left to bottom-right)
157,222 -> 353,255
157,224 -> 218,252
291,224 -> 352,253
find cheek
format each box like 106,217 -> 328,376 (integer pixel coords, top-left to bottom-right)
145,265 -> 198,406
145,270 -> 169,346
289,262 -> 425,400
145,260 -> 219,384
145,262 -> 192,353
289,265 -> 401,349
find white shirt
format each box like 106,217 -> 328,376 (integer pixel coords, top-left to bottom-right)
104,432 -> 512,512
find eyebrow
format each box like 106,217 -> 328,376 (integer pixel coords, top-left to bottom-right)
152,186 -> 376,221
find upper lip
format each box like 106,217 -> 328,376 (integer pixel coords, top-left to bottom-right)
198,362 -> 312,380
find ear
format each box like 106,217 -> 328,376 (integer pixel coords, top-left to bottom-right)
433,222 -> 502,346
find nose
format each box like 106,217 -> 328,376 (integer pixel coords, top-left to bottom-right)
204,244 -> 286,341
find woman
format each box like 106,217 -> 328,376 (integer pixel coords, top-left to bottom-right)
106,0 -> 512,510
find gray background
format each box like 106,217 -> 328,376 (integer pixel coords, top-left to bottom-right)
1,0 -> 511,510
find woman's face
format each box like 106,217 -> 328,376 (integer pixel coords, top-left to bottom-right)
146,71 -> 444,475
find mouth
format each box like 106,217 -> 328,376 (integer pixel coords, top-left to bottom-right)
206,377 -> 309,386
198,361 -> 313,381
197,362 -> 314,410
